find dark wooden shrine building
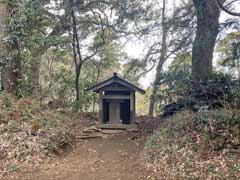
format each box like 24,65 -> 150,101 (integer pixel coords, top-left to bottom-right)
86,73 -> 145,125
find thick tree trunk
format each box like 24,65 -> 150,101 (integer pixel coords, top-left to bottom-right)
148,0 -> 167,116
192,0 -> 221,80
28,15 -> 70,96
29,49 -> 45,96
3,54 -> 21,96
0,3 -> 21,96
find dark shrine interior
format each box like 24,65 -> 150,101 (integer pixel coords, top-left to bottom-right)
103,90 -> 131,124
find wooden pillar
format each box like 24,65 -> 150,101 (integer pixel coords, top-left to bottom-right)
99,90 -> 103,123
133,91 -> 136,123
130,91 -> 135,124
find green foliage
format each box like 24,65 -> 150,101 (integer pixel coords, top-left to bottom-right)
2,0 -> 48,54
9,164 -> 19,172
217,32 -> 240,78
136,88 -> 151,115
152,52 -> 192,113
122,58 -> 146,84
0,94 -> 41,125
91,30 -> 122,80
191,73 -> 240,108
156,55 -> 240,115
0,0 -> 56,97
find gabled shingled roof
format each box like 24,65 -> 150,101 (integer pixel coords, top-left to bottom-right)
86,73 -> 145,94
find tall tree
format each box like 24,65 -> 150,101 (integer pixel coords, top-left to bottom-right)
0,3 -> 8,91
68,0 -> 105,102
67,0 -> 141,103
218,32 -> 240,79
148,0 -> 167,116
27,1 -> 70,96
192,0 -> 223,80
216,0 -> 240,16
0,1 -> 22,96
147,0 -> 195,116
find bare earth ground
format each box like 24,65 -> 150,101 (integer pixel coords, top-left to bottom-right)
2,116 -> 156,180
20,133 -> 147,180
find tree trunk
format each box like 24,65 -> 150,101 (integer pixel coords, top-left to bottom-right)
236,57 -> 240,80
148,0 -> 167,116
0,3 -> 7,48
28,15 -> 70,96
75,63 -> 82,101
3,54 -> 21,96
30,56 -> 40,95
0,3 -> 21,96
192,0 -> 222,80
69,0 -> 84,104
0,3 -> 7,91
92,67 -> 101,113
29,49 -> 45,96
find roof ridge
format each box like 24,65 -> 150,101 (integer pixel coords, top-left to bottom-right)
86,73 -> 145,94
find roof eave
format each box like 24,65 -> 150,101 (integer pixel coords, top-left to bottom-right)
86,75 -> 145,94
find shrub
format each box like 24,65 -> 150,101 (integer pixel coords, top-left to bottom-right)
160,72 -> 240,117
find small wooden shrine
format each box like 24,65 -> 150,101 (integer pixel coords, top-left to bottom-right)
86,73 -> 145,125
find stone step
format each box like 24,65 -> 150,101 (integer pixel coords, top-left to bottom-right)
95,124 -> 138,130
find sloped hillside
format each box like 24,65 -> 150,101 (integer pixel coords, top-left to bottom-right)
144,110 -> 240,180
0,94 -> 93,178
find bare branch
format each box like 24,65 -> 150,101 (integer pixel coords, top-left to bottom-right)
216,0 -> 240,16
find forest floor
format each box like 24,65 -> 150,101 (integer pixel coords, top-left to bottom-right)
3,115 -> 156,180
1,96 -> 239,179
22,133 -> 148,180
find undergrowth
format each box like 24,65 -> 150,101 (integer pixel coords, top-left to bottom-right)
144,110 -> 240,180
0,93 -> 93,177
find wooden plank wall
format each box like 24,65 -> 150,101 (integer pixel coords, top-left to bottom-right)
130,91 -> 135,124
99,90 -> 103,123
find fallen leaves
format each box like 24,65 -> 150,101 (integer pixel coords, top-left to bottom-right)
143,110 -> 240,180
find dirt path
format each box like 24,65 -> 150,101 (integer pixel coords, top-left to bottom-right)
22,133 -> 147,180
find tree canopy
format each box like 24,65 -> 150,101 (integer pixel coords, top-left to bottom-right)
0,0 -> 239,113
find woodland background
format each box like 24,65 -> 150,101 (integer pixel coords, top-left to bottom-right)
0,0 -> 240,115
0,0 -> 240,179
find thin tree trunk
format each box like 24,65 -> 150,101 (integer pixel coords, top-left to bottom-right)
149,0 -> 167,116
192,0 -> 222,80
92,67 -> 100,113
70,27 -> 80,102
69,0 -> 84,103
0,3 -> 7,91
237,58 -> 240,81
75,63 -> 82,101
